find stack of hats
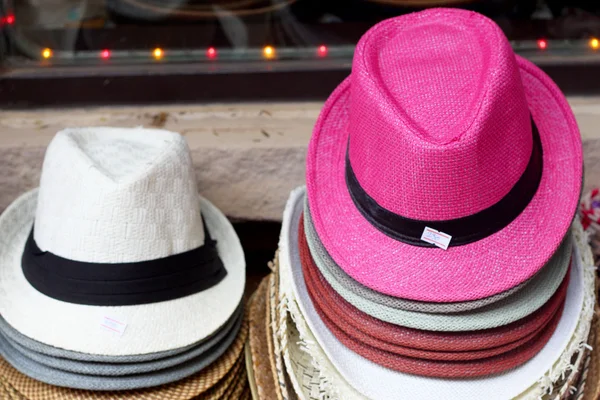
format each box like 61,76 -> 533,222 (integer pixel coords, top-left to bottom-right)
0,128 -> 250,399
274,8 -> 596,400
246,256 -> 304,400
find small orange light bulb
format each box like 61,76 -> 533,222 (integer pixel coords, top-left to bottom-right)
263,45 -> 275,59
42,48 -> 52,59
153,48 -> 164,60
591,38 -> 600,50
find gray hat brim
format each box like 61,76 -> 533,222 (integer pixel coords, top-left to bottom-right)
0,307 -> 243,391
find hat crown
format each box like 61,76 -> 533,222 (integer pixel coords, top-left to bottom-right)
348,9 -> 533,221
34,128 -> 204,263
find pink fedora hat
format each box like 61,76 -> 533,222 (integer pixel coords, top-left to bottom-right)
306,8 -> 583,302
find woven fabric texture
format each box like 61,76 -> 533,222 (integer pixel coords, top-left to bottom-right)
303,206 -> 530,313
302,227 -> 569,356
248,276 -> 279,400
0,189 -> 245,356
305,202 -> 572,331
0,304 -> 242,391
196,356 -> 244,400
269,260 -> 298,400
244,344 -> 258,400
0,313 -> 248,399
0,310 -> 227,364
300,215 -> 565,377
305,9 -> 582,302
284,320 -> 333,400
0,305 -> 243,377
582,309 -> 600,400
279,188 -> 594,400
34,128 -> 206,263
301,219 -> 570,361
319,293 -> 563,378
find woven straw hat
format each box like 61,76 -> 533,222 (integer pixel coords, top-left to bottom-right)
278,302 -> 593,400
581,311 -> 600,400
0,308 -> 243,391
301,222 -> 569,354
0,304 -> 242,377
268,259 -> 298,400
278,286 -> 593,400
0,127 -> 245,358
304,204 -> 533,314
274,228 -> 592,399
306,208 -> 571,331
304,206 -> 572,331
247,276 -> 280,400
306,8 -> 582,303
0,311 -> 248,400
300,224 -> 570,372
279,187 -> 595,400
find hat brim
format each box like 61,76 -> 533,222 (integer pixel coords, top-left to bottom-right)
0,190 -> 245,356
0,314 -> 248,399
304,204 -> 530,313
306,56 -> 583,302
280,188 -> 593,400
0,305 -> 243,378
0,311 -> 240,391
305,208 -> 572,331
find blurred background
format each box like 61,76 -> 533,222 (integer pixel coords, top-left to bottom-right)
3,0 -> 600,67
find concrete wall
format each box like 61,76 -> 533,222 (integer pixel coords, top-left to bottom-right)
0,99 -> 597,221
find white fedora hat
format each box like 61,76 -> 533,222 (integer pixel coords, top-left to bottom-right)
0,127 -> 245,356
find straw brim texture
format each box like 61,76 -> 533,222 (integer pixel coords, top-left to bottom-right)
0,356 -> 249,400
279,297 -> 591,400
248,276 -> 279,400
303,204 -> 531,313
582,309 -> 600,400
0,311 -> 230,364
301,224 -> 570,364
0,305 -> 243,391
319,297 -> 563,378
301,216 -> 570,354
546,332 -> 592,400
305,203 -> 572,331
197,356 -> 245,400
306,54 -> 582,303
244,344 -> 259,399
302,231 -> 567,360
0,305 -> 243,377
301,213 -> 567,377
265,273 -> 284,400
269,260 -> 298,400
279,187 -> 595,400
0,190 -> 245,356
283,320 -> 332,400
0,312 -> 249,399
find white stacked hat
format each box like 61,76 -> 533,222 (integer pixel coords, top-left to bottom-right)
0,127 -> 246,392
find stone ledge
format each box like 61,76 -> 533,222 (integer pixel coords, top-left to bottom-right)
0,98 -> 598,221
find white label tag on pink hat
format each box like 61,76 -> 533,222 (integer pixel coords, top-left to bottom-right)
100,315 -> 128,337
421,227 -> 452,250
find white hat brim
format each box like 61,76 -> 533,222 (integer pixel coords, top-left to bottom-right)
279,187 -> 594,400
0,189 -> 245,356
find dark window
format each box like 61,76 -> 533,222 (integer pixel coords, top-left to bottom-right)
2,1 -> 600,106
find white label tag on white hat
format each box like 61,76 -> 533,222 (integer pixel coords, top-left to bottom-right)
100,315 -> 127,337
421,227 -> 452,250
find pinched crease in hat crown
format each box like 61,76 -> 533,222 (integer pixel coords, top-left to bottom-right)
33,127 -> 205,263
347,8 -> 534,221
